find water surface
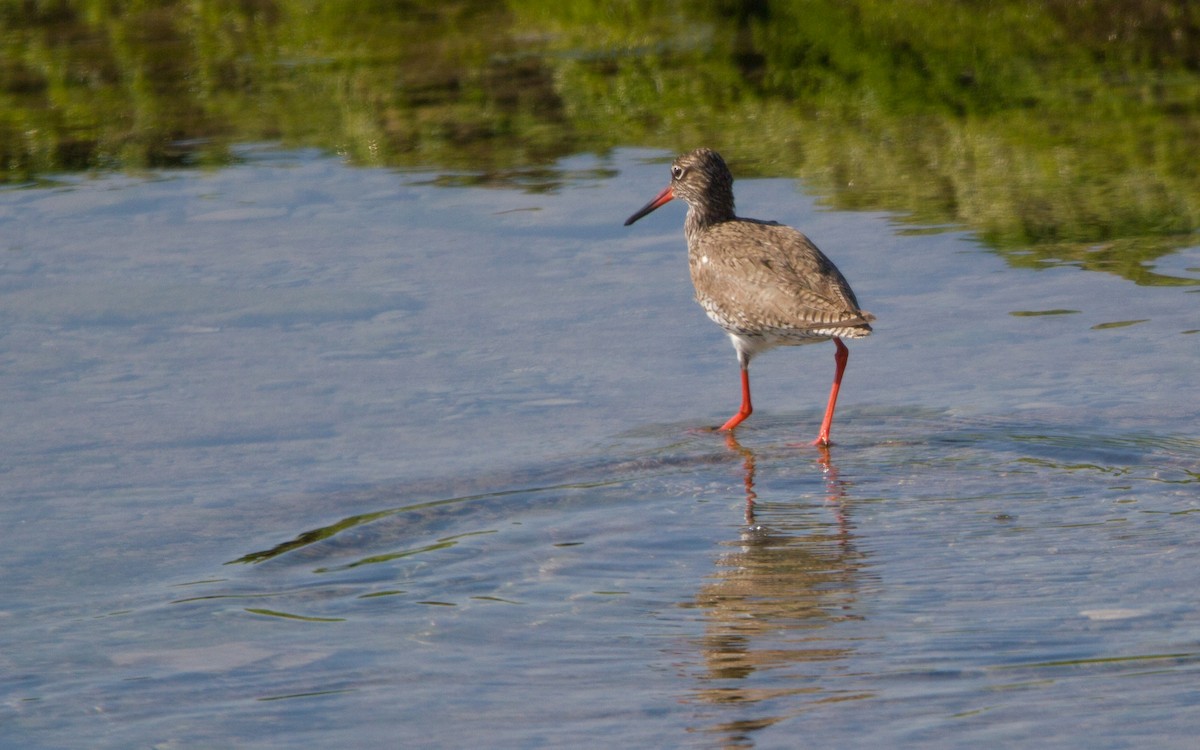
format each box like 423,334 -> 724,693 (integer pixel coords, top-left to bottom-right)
1,147 -> 1198,748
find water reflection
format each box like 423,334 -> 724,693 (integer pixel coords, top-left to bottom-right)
688,434 -> 868,745
4,2 -> 1200,287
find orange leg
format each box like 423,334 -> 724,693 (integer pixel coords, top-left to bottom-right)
718,365 -> 753,431
812,338 -> 849,447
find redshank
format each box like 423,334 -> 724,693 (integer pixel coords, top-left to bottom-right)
624,148 -> 874,446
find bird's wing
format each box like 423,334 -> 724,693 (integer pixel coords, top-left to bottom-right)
691,222 -> 873,331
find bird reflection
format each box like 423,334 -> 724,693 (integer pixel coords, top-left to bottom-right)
688,434 -> 868,746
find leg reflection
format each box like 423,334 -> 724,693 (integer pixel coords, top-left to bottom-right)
723,431 -> 758,525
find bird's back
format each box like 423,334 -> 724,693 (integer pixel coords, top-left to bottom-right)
687,218 -> 874,341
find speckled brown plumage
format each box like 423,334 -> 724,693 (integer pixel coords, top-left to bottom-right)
624,148 -> 874,445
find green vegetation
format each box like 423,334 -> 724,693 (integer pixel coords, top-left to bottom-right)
2,0 -> 1197,283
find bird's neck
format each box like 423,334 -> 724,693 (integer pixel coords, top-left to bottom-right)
684,195 -> 736,242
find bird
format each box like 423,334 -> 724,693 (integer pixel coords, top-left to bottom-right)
624,148 -> 874,446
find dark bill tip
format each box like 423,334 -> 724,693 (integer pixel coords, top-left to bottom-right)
623,186 -> 674,226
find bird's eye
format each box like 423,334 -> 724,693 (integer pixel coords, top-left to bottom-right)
671,166 -> 685,180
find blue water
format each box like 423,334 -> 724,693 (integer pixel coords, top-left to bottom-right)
2,147 -> 1198,748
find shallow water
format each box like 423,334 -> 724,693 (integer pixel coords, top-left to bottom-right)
2,147 -> 1198,748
